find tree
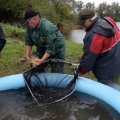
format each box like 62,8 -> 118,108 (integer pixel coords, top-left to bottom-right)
86,2 -> 95,9
57,3 -> 70,21
0,0 -> 27,23
111,2 -> 120,21
96,2 -> 108,17
76,1 -> 84,11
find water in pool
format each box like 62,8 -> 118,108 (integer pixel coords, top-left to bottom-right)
0,88 -> 119,120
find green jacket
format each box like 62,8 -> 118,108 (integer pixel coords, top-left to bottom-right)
25,17 -> 65,59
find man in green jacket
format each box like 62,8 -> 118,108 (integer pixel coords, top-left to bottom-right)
21,8 -> 65,72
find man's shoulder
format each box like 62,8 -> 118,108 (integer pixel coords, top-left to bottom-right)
41,18 -> 51,25
40,18 -> 58,33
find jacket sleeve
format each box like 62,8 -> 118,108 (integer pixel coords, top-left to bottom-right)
25,28 -> 34,46
0,26 -> 6,52
78,33 -> 104,75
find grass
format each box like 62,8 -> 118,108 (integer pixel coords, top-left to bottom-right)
0,38 -> 27,76
1,23 -> 25,40
0,23 -> 96,80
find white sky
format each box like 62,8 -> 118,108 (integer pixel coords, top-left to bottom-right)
75,0 -> 120,7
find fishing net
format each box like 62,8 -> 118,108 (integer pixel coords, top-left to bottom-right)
23,59 -> 78,104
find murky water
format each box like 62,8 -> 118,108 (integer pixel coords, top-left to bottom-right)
0,89 -> 119,120
68,29 -> 85,44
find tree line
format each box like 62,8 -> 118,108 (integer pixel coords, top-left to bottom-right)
0,0 -> 120,24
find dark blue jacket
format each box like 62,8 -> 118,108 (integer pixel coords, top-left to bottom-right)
0,26 -> 6,52
79,16 -> 120,82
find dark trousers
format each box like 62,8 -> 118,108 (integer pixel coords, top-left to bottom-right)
98,79 -> 113,85
98,73 -> 120,85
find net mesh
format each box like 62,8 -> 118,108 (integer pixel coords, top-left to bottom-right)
23,59 -> 78,104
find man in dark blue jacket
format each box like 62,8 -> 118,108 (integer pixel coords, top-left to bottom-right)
0,26 -> 6,57
76,9 -> 120,85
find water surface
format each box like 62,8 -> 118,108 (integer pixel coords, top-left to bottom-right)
0,89 -> 119,120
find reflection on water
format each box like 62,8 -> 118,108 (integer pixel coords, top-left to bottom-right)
68,29 -> 85,44
68,22 -> 120,44
116,22 -> 120,29
0,89 -> 120,120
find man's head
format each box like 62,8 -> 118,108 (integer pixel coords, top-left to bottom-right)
76,9 -> 96,28
21,8 -> 40,29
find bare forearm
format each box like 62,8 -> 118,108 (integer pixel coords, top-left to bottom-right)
42,53 -> 51,61
25,45 -> 32,59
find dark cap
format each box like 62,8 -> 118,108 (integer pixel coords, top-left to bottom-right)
21,8 -> 39,24
76,9 -> 95,25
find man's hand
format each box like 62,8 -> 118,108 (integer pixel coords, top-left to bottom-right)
75,65 -> 83,77
27,56 -> 39,67
33,58 -> 44,66
77,65 -> 88,76
29,57 -> 45,67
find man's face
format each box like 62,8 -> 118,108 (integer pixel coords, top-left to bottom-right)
26,17 -> 38,29
82,19 -> 92,29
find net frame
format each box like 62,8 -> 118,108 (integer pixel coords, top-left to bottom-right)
23,59 -> 78,104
